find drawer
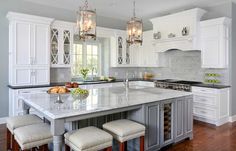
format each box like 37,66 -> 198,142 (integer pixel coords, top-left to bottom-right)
193,95 -> 217,106
192,86 -> 218,94
193,106 -> 216,119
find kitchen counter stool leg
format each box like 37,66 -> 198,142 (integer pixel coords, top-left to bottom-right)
140,136 -> 145,151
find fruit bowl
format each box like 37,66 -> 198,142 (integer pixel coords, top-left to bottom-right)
72,93 -> 89,100
71,88 -> 89,101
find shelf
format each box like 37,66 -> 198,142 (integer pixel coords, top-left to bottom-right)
153,36 -> 193,43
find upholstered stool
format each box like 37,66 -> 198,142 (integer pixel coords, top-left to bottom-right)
6,114 -> 43,150
64,126 -> 113,151
13,123 -> 53,151
103,119 -> 145,151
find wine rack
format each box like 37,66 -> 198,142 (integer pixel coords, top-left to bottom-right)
163,103 -> 172,142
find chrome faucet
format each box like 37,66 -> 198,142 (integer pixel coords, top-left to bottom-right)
124,78 -> 129,89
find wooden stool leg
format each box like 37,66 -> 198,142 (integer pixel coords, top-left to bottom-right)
119,142 -> 125,151
65,144 -> 70,151
6,129 -> 11,150
39,144 -> 49,151
124,141 -> 127,151
140,136 -> 145,151
12,137 -> 19,151
104,146 -> 112,151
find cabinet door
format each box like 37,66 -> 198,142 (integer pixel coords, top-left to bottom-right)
51,28 -> 59,65
33,68 -> 50,85
185,96 -> 193,137
14,21 -> 31,66
33,24 -> 50,66
63,29 -> 72,65
160,100 -> 174,147
174,98 -> 185,142
201,37 -> 220,68
145,102 -> 160,151
12,68 -> 32,86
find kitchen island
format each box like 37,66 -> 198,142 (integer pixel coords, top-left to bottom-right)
19,86 -> 193,151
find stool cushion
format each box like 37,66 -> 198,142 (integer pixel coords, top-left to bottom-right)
6,114 -> 43,133
64,126 -> 112,151
14,123 -> 53,150
103,119 -> 145,142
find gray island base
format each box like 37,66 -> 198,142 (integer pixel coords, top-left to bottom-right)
20,87 -> 193,151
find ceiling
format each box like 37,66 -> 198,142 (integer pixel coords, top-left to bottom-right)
23,0 -> 229,30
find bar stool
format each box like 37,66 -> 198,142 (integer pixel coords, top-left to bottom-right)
6,114 -> 43,150
64,126 -> 113,151
13,123 -> 53,151
103,119 -> 145,151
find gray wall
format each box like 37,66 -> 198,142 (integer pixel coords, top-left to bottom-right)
231,2 -> 236,116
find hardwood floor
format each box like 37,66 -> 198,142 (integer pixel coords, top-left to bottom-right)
0,120 -> 236,151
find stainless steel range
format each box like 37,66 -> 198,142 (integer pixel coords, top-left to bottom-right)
155,79 -> 201,92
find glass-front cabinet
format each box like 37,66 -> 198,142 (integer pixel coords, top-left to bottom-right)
50,21 -> 74,68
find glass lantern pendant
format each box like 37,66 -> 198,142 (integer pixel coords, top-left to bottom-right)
127,1 -> 143,46
77,0 -> 96,41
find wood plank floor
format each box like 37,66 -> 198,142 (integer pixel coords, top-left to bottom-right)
0,120 -> 236,151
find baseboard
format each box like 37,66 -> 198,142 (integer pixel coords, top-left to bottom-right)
229,115 -> 236,122
0,117 -> 7,124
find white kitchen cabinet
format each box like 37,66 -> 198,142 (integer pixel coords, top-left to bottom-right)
110,30 -> 139,67
138,30 -> 168,67
50,20 -> 75,68
200,17 -> 231,68
9,87 -> 48,117
7,12 -> 53,86
192,86 -> 230,126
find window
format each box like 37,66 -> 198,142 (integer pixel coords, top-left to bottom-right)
72,43 -> 100,77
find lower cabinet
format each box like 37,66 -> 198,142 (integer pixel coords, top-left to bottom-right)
145,96 -> 193,151
145,102 -> 160,150
174,96 -> 193,142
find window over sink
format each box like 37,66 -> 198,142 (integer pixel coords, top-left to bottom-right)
71,37 -> 110,79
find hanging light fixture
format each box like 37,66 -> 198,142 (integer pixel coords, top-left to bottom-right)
127,1 -> 143,46
76,0 -> 96,41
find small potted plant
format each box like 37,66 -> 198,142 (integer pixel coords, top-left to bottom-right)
80,67 -> 89,81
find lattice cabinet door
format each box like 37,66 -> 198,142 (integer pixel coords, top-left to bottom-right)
63,30 -> 71,65
51,28 -> 59,65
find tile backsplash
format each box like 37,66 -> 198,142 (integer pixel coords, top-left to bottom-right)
50,50 -> 229,85
109,50 -> 230,85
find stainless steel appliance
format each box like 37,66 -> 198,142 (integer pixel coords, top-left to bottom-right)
155,79 -> 201,92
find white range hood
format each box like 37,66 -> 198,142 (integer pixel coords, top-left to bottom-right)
150,8 -> 206,52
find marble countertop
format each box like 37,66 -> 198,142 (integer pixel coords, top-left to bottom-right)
19,86 -> 192,120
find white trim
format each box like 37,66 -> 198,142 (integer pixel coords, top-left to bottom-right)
229,115 -> 236,122
0,117 -> 7,124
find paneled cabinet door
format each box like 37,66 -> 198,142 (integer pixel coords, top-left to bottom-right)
174,98 -> 185,142
14,21 -> 31,66
185,96 -> 193,137
145,102 -> 160,151
13,68 -> 32,86
33,24 -> 50,66
33,68 -> 50,85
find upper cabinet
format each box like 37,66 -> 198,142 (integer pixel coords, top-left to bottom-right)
50,21 -> 75,68
150,8 -> 206,52
7,12 -> 53,86
138,30 -> 168,67
200,17 -> 231,68
110,30 -> 139,67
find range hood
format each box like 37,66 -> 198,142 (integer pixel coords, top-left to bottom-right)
150,8 -> 206,52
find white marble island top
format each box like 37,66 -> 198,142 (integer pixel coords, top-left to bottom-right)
19,87 -> 192,120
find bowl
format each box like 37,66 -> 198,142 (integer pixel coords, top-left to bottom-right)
72,92 -> 89,100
